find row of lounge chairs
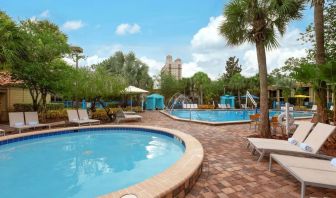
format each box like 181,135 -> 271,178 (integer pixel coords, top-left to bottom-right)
67,109 -> 100,126
247,122 -> 336,198
182,104 -> 198,109
9,112 -> 51,133
218,104 -> 231,109
4,109 -> 143,134
67,109 -> 142,125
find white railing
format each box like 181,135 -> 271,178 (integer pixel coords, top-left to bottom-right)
245,91 -> 257,109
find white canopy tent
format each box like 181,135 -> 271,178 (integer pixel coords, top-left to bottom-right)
124,86 -> 149,111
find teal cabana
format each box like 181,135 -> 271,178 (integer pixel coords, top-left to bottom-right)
220,95 -> 235,109
146,94 -> 165,110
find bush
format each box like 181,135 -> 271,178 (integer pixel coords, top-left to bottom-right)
45,109 -> 67,121
13,103 -> 33,112
13,103 -> 64,112
91,109 -> 110,121
199,105 -> 215,109
123,106 -> 143,112
46,103 -> 64,110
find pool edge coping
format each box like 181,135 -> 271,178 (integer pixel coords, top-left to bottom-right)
160,110 -> 313,125
0,125 -> 204,198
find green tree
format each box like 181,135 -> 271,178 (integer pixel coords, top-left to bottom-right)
299,0 -> 336,122
228,73 -> 246,107
269,68 -> 296,103
219,0 -> 304,137
192,72 -> 211,104
224,56 -> 242,79
319,61 -> 336,123
95,51 -> 153,90
11,19 -> 70,114
68,46 -> 85,108
0,11 -> 22,70
62,67 -> 126,120
159,74 -> 182,102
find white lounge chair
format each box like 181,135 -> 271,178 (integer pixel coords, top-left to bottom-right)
67,110 -> 93,126
0,129 -> 5,136
183,104 -> 187,109
226,104 -> 231,109
248,123 -> 336,162
269,154 -> 336,198
247,122 -> 315,146
24,112 -> 50,130
8,112 -> 34,133
311,105 -> 317,111
116,110 -> 142,123
222,104 -> 227,109
330,105 -> 334,111
77,109 -> 100,125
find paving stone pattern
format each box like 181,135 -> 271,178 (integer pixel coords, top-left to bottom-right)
123,111 -> 336,198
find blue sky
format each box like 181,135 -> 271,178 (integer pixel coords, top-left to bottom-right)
1,0 -> 313,78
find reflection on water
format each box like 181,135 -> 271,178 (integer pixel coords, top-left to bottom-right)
0,130 -> 184,198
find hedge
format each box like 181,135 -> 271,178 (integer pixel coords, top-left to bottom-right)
13,103 -> 65,112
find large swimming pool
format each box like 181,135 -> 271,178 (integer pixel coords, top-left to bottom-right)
0,128 -> 185,198
168,109 -> 313,123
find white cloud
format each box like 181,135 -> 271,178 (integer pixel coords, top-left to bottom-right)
62,20 -> 85,31
40,10 -> 50,18
63,44 -> 123,68
140,56 -> 164,76
115,23 -> 141,35
30,16 -> 37,21
185,15 -> 308,78
85,55 -> 105,66
76,16 -> 307,80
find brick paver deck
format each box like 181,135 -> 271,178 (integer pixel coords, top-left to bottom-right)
125,111 -> 336,198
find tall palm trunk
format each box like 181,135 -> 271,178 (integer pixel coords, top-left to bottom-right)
256,41 -> 271,138
314,0 -> 328,123
238,89 -> 241,107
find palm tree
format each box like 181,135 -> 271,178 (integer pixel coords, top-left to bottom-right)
311,0 -> 328,123
228,73 -> 246,107
192,72 -> 211,104
219,0 -> 304,137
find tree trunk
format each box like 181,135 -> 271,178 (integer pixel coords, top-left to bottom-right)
332,87 -> 336,124
97,97 -> 115,121
314,0 -> 329,123
39,89 -> 48,122
256,41 -> 271,138
28,86 -> 40,111
238,89 -> 241,108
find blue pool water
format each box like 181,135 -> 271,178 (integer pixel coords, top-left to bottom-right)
0,128 -> 185,198
169,110 -> 313,122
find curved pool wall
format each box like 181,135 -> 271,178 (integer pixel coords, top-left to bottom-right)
162,109 -> 314,125
0,125 -> 204,198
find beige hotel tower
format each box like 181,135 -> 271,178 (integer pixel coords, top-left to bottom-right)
161,55 -> 182,80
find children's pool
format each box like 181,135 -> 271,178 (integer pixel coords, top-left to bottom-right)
0,128 -> 185,198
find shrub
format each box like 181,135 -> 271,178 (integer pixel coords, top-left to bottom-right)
13,103 -> 64,112
13,103 -> 33,112
45,109 -> 67,121
46,103 -> 64,110
198,105 -> 215,109
123,106 -> 143,112
91,109 -> 110,121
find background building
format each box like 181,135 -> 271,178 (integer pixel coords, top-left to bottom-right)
0,72 -> 51,122
161,55 -> 182,80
